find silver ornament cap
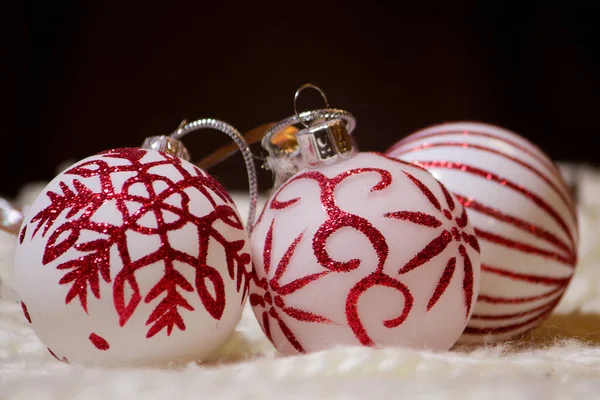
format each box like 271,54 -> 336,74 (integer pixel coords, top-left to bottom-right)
296,118 -> 355,168
262,84 -> 358,188
141,136 -> 191,161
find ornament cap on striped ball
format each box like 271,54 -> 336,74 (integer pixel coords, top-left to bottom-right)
386,121 -> 578,343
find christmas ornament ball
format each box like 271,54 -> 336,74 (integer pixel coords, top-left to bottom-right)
386,122 -> 578,342
249,151 -> 481,354
15,147 -> 252,366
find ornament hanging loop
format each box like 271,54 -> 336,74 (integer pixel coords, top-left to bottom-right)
169,119 -> 258,232
294,83 -> 330,128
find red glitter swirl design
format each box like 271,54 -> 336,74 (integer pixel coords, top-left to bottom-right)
251,156 -> 479,351
387,126 -> 578,338
26,148 -> 251,340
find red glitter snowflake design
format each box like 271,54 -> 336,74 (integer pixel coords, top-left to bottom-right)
252,156 -> 479,350
385,171 -> 480,317
250,221 -> 332,352
28,148 -> 251,339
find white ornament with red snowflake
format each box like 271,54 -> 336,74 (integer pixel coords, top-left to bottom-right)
15,148 -> 251,366
249,152 -> 481,354
387,122 -> 578,342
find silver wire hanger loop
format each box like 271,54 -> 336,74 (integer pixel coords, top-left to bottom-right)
171,119 -> 258,233
293,83 -> 330,128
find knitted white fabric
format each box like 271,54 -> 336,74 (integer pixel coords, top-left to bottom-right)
2,164 -> 600,399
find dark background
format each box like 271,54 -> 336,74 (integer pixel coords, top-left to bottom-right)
4,2 -> 599,197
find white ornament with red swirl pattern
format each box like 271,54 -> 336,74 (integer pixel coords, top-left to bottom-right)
14,147 -> 252,366
386,122 -> 578,342
250,152 -> 481,354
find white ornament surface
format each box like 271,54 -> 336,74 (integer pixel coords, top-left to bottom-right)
14,148 -> 251,366
386,122 -> 578,342
250,152 -> 481,354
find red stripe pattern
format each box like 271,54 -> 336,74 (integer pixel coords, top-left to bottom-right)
386,122 -> 578,342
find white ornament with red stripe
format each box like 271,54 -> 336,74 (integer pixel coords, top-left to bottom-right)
386,121 -> 578,342
14,120 -> 257,366
250,102 -> 481,355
